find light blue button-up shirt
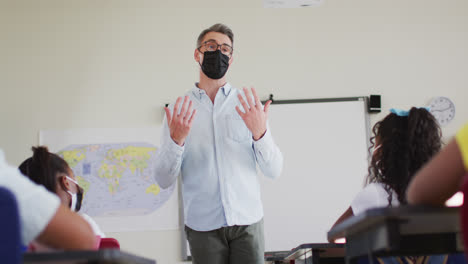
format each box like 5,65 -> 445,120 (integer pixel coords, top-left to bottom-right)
154,83 -> 283,231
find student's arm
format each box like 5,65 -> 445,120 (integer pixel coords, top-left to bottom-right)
36,204 -> 97,250
80,213 -> 106,238
407,139 -> 466,205
331,206 -> 354,227
329,183 -> 389,242
330,207 -> 353,231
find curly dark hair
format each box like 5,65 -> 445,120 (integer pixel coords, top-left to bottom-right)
367,107 -> 442,205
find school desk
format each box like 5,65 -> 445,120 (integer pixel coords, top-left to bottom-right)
327,205 -> 462,263
284,243 -> 345,264
264,250 -> 291,263
23,249 -> 156,264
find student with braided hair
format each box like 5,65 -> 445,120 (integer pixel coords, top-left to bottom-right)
19,146 -> 105,251
0,149 -> 96,250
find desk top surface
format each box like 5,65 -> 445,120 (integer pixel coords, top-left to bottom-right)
284,243 -> 345,261
264,251 -> 291,261
327,205 -> 460,241
23,249 -> 156,264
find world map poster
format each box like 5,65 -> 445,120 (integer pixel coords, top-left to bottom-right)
39,127 -> 179,232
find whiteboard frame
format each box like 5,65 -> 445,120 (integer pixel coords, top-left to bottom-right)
267,96 -> 371,151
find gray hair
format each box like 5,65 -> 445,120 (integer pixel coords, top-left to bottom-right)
197,23 -> 234,48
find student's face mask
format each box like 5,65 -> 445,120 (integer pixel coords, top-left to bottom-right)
199,50 -> 230,80
65,176 -> 83,212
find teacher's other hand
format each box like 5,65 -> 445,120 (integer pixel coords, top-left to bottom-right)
235,87 -> 271,141
165,96 -> 196,146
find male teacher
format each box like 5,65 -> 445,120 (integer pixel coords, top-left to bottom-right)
154,23 -> 283,264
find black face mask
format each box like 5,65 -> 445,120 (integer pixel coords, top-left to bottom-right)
200,50 -> 230,80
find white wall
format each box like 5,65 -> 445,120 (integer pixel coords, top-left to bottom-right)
1,0 -> 468,263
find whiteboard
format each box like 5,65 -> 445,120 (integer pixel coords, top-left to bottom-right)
182,97 -> 371,259
260,97 -> 370,252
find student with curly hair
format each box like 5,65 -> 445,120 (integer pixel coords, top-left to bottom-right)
331,107 -> 442,228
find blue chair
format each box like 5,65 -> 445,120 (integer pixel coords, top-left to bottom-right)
0,187 -> 22,264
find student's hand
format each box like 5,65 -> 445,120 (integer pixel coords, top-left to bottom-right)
236,87 -> 271,141
165,96 -> 197,146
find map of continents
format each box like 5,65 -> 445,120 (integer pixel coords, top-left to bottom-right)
58,142 -> 175,217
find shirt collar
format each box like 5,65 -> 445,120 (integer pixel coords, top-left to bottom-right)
221,83 -> 232,96
192,83 -> 232,99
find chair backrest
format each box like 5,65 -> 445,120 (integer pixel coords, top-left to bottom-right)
0,187 -> 22,264
99,238 -> 120,249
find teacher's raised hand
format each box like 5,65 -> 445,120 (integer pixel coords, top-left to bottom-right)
165,96 -> 197,146
235,87 -> 271,141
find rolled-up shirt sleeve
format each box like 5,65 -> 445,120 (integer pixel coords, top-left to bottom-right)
153,116 -> 185,189
252,127 -> 283,179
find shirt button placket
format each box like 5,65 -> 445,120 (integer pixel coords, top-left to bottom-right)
213,102 -> 230,225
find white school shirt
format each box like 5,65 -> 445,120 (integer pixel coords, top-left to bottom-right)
28,214 -> 105,252
154,83 -> 284,231
80,213 -> 105,238
351,182 -> 400,215
0,150 -> 60,245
